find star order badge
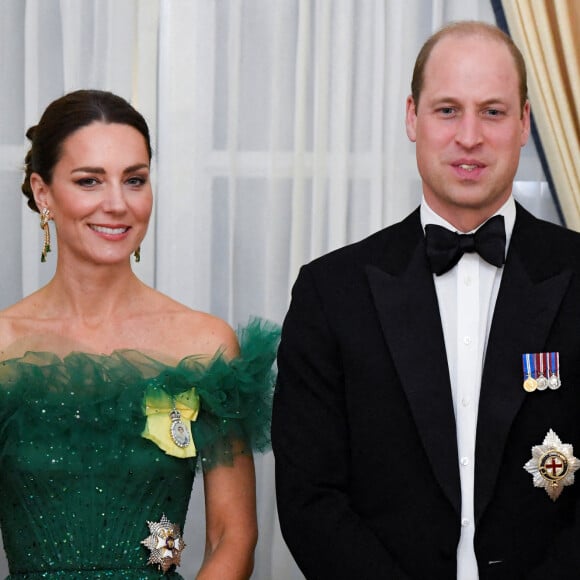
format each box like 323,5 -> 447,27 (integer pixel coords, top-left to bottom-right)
141,514 -> 186,573
523,429 -> 580,501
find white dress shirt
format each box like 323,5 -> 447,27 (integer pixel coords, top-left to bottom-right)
420,196 -> 516,580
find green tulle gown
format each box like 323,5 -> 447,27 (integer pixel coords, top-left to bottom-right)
0,319 -> 279,579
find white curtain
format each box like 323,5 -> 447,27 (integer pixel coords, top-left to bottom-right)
0,1 -> 551,578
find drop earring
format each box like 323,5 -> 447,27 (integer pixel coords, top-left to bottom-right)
134,246 -> 141,263
40,207 -> 51,263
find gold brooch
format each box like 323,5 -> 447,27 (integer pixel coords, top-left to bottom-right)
523,429 -> 579,501
141,514 -> 186,573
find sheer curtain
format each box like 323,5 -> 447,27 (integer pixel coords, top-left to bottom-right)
0,1 -> 550,578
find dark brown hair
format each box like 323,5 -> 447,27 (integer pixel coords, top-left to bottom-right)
22,89 -> 152,212
411,21 -> 528,116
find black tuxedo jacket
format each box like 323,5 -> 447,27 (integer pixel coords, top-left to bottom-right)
272,204 -> 580,579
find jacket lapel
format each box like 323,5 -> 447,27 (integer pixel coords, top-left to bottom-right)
367,226 -> 461,514
475,211 -> 573,522
364,206 -> 573,521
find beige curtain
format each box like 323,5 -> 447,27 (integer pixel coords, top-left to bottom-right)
501,0 -> 580,229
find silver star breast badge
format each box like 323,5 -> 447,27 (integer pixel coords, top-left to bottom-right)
141,514 -> 186,573
524,429 -> 580,501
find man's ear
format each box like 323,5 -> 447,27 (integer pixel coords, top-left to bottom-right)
520,100 -> 531,147
405,95 -> 418,143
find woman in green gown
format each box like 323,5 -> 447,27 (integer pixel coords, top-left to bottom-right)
0,90 -> 279,579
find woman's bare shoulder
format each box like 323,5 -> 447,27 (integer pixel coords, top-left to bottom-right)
0,295 -> 41,339
142,291 -> 239,361
0,292 -> 41,317
174,308 -> 238,359
0,294 -> 49,355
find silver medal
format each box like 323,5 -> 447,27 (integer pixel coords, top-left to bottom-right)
524,429 -> 579,501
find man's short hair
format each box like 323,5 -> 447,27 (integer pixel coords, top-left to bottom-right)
411,21 -> 528,116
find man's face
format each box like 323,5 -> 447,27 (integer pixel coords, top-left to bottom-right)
405,34 -> 530,231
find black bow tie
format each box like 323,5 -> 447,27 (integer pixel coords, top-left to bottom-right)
425,214 -> 506,276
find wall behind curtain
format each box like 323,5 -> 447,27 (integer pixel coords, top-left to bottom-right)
0,1 -> 553,578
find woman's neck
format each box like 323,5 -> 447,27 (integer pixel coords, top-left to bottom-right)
40,262 -> 147,323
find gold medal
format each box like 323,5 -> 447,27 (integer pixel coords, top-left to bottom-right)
523,375 -> 537,392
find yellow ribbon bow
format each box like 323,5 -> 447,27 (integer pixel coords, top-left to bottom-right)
142,387 -> 200,458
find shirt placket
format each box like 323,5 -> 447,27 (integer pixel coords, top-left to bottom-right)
456,253 -> 480,580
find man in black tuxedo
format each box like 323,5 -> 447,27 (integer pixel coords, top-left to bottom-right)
272,21 -> 580,579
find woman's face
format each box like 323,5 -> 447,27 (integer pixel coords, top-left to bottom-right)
33,121 -> 153,267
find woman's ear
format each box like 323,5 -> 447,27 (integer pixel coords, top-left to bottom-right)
30,173 -> 50,211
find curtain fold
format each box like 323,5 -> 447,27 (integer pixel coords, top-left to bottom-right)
500,0 -> 580,229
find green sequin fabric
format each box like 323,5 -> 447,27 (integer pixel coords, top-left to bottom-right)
0,319 -> 280,579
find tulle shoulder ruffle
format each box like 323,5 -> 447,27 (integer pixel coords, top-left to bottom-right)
150,317 -> 281,468
0,317 -> 280,470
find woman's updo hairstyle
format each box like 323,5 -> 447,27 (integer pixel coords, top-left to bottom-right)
22,89 -> 152,213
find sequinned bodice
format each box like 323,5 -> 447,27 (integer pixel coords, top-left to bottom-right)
0,320 -> 279,579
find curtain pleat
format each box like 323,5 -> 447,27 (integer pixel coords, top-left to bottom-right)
369,0 -> 386,231
556,1 -> 580,108
501,0 -> 580,229
22,0 -> 46,298
156,0 -> 216,312
226,1 -> 242,320
328,0 -> 353,251
311,0 -> 330,259
289,0 -> 311,285
264,1 -> 296,321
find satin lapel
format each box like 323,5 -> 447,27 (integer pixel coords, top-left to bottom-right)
475,253 -> 572,522
367,240 -> 461,514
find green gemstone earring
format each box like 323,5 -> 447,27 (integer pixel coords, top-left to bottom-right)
40,207 -> 51,263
